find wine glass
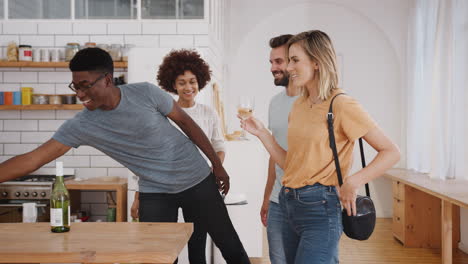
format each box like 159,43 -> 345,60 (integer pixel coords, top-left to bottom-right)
237,96 -> 255,140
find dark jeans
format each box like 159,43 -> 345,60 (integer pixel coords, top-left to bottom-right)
139,173 -> 251,264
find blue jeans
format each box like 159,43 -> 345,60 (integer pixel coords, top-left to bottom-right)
279,184 -> 342,264
267,201 -> 287,264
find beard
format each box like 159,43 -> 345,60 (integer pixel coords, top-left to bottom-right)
273,71 -> 289,87
274,73 -> 289,87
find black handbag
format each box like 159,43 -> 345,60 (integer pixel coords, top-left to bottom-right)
327,93 -> 376,241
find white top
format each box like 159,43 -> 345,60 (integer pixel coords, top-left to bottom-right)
182,102 -> 226,157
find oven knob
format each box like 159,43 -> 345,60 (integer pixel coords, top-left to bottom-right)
40,192 -> 47,197
32,192 -> 38,197
1,192 -> 7,197
23,192 -> 29,197
15,192 -> 21,197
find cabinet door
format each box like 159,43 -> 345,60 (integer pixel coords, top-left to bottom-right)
0,0 -> 4,19
392,198 -> 405,242
75,0 -> 136,19
392,180 -> 405,200
141,0 -> 203,19
9,0 -> 71,19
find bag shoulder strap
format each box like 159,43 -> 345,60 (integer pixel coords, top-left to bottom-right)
327,93 -> 370,197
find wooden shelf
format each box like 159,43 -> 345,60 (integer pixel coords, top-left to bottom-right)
0,61 -> 127,68
0,104 -> 83,110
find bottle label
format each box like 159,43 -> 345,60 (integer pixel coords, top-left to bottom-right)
50,208 -> 63,226
50,206 -> 70,227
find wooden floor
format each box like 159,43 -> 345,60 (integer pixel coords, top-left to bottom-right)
253,218 -> 468,264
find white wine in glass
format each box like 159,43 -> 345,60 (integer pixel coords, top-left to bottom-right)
237,96 -> 254,140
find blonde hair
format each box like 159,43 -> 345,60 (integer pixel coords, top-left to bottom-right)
287,30 -> 339,100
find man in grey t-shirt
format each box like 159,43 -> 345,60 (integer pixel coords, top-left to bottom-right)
261,34 -> 300,264
0,48 -> 250,264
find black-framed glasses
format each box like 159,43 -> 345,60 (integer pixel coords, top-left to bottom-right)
68,73 -> 108,93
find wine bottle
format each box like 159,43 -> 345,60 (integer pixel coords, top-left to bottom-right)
50,161 -> 70,233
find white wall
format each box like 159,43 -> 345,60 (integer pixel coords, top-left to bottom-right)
224,0 -> 410,218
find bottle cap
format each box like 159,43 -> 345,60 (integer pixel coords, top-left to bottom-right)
56,161 -> 64,176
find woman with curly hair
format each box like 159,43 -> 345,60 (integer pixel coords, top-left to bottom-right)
156,49 -> 226,164
131,49 -> 244,264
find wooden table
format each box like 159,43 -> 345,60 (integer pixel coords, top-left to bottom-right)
385,168 -> 468,264
0,222 -> 193,264
66,177 -> 127,222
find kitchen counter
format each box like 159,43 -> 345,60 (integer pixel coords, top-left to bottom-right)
0,222 -> 192,264
66,177 -> 127,222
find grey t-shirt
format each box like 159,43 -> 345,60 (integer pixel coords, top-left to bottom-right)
268,90 -> 298,203
53,82 -> 211,193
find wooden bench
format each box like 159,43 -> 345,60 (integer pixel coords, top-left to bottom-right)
384,168 -> 468,264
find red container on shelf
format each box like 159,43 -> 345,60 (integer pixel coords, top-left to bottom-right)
4,92 -> 13,105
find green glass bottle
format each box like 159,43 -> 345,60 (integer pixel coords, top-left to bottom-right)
50,161 -> 70,233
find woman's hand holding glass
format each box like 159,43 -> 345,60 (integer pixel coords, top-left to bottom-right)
237,96 -> 255,140
238,114 -> 267,138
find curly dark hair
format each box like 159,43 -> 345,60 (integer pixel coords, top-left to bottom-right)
157,49 -> 211,94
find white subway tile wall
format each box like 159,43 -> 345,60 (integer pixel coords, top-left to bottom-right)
4,72 -> 38,83
55,35 -> 90,47
108,22 -> 142,35
38,72 -> 71,83
177,22 -> 209,34
75,168 -> 107,179
124,35 -> 159,47
160,35 -> 194,47
56,110 -> 80,119
0,35 -> 20,46
74,146 -> 105,156
72,22 -> 107,35
90,156 -> 124,168
3,22 -> 37,35
0,132 -> 21,143
0,18 -> 224,218
142,22 -> 177,34
21,131 -> 54,143
0,111 -> 21,119
19,35 -> 55,47
90,35 -> 125,45
38,120 -> 65,131
38,22 -> 73,35
21,110 -> 55,120
4,143 -> 38,155
4,120 -> 37,130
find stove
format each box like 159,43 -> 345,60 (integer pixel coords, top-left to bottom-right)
0,168 -> 74,223
0,170 -> 74,200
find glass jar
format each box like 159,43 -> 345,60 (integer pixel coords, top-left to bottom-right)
84,42 -> 96,49
18,45 -> 33,61
65,43 -> 80,62
109,44 -> 122,61
122,44 -> 135,62
97,44 -> 109,52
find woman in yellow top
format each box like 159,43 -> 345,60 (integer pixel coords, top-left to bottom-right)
241,30 -> 400,264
